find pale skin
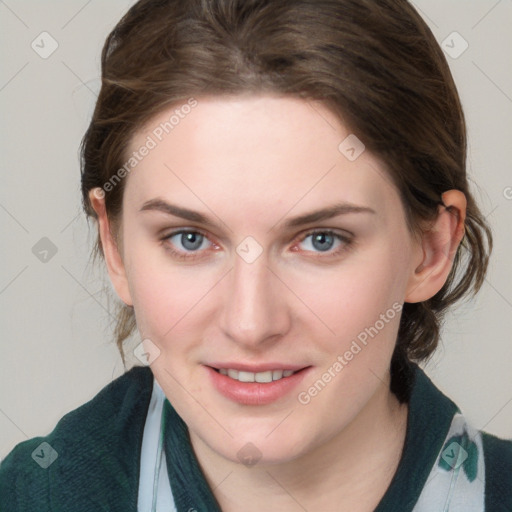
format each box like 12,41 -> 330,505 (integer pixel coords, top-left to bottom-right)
89,94 -> 466,511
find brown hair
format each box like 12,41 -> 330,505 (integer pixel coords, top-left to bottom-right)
80,0 -> 492,384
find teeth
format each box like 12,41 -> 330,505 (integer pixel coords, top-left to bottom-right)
218,368 -> 298,382
227,369 -> 239,379
238,371 -> 255,382
272,370 -> 283,380
255,371 -> 272,383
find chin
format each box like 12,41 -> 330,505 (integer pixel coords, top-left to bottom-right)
201,426 -> 313,467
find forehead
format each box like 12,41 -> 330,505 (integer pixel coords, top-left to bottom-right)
124,94 -> 402,227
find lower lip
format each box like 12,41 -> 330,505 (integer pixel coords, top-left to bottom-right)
205,365 -> 312,406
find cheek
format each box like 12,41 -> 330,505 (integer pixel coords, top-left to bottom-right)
122,236 -> 211,342
129,264 -> 218,343
290,241 -> 409,351
289,245 -> 409,423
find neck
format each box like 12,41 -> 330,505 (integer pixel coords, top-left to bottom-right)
189,377 -> 409,512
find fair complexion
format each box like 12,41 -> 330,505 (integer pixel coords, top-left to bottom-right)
89,94 -> 466,511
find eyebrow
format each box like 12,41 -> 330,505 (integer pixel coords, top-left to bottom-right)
139,198 -> 376,229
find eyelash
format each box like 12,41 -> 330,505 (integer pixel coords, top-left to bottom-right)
161,228 -> 353,262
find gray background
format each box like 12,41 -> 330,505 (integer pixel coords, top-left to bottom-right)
1,0 -> 511,458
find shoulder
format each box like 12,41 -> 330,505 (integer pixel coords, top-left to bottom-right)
481,431 -> 512,511
402,364 -> 512,510
0,365 -> 153,512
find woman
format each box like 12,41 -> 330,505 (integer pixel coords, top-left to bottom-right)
1,0 -> 510,510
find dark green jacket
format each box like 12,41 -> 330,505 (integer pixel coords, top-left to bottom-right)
1,365 -> 511,511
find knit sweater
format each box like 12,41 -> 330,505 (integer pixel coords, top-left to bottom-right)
0,364 -> 511,511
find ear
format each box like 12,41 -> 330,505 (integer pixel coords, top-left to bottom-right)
405,190 -> 467,303
88,188 -> 133,306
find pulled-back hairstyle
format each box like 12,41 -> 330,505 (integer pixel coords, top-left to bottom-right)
80,0 -> 492,393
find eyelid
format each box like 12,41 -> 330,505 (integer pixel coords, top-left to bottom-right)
161,227 -> 209,239
295,227 -> 353,241
160,224 -> 227,246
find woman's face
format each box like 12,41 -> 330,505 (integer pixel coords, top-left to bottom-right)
112,94 -> 424,464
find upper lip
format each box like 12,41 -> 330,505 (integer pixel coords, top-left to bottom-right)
206,362 -> 310,372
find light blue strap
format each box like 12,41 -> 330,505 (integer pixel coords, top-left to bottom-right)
138,378 -> 177,512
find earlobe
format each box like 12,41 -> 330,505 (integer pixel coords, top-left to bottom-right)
405,190 -> 467,303
88,188 -> 133,306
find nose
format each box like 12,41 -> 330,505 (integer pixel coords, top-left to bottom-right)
219,250 -> 291,349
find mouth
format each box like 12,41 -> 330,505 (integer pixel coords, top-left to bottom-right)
205,364 -> 312,405
209,367 -> 301,383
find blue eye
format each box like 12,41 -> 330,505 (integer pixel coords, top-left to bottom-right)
301,231 -> 337,252
166,230 -> 210,252
298,230 -> 350,255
